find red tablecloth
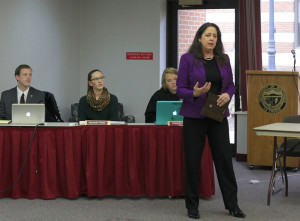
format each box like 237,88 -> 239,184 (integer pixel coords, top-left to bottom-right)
0,125 -> 215,199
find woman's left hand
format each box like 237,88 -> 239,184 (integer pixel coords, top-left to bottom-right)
217,93 -> 230,107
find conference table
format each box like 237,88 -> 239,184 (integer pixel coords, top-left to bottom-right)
254,122 -> 300,205
0,124 -> 215,199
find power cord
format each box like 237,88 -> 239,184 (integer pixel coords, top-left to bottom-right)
0,124 -> 41,194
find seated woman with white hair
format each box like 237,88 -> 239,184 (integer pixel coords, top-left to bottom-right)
144,67 -> 180,123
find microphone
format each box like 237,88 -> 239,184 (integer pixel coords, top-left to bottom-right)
291,49 -> 296,72
291,49 -> 296,56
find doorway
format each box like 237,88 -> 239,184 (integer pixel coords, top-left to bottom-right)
167,0 -> 240,150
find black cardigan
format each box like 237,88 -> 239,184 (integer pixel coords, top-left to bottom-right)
144,88 -> 179,123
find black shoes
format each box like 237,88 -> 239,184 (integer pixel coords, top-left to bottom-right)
186,206 -> 245,219
188,211 -> 200,219
228,206 -> 246,218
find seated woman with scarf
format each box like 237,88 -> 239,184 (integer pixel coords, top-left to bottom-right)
78,69 -> 119,121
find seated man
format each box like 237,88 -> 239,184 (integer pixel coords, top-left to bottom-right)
0,64 -> 45,120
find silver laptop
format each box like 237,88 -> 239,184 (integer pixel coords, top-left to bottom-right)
12,104 -> 45,125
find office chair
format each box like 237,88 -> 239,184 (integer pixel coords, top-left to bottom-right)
70,103 -> 79,122
44,91 -> 64,122
117,103 -> 135,123
271,115 -> 300,202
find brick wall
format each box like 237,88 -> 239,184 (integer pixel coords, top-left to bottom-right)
261,1 -> 294,53
178,9 -> 235,67
261,0 -> 295,70
177,1 -> 297,71
178,10 -> 206,64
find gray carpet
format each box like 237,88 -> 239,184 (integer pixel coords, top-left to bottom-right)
0,160 -> 300,221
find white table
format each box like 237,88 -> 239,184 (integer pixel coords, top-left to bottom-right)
254,123 -> 300,138
254,123 -> 300,205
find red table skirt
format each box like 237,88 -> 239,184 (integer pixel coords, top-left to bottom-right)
0,125 -> 215,199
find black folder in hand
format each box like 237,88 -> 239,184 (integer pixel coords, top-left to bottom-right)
201,93 -> 229,122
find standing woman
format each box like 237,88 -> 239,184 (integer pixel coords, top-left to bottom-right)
78,69 -> 119,121
177,23 -> 245,219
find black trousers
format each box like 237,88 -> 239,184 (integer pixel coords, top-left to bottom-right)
183,117 -> 238,213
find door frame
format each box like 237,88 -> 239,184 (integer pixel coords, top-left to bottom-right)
167,0 -> 240,155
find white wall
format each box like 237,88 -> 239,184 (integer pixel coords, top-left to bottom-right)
0,0 -> 167,122
0,0 -> 81,121
81,0 -> 166,122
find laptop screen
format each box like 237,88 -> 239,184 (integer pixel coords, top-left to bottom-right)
156,101 -> 183,125
12,104 -> 45,125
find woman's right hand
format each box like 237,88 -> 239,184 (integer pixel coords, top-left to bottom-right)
193,82 -> 211,97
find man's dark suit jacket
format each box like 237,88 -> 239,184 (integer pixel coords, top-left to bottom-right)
0,86 -> 45,120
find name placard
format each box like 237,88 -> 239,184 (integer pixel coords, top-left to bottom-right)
79,121 -> 127,126
168,121 -> 183,126
80,120 -> 110,125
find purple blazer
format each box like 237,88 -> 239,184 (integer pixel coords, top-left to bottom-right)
177,53 -> 235,119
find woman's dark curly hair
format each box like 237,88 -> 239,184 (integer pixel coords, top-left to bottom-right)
188,22 -> 227,66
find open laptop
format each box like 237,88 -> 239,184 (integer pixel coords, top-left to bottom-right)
156,101 -> 183,125
12,104 -> 45,125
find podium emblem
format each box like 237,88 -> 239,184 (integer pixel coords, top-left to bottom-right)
258,85 -> 287,113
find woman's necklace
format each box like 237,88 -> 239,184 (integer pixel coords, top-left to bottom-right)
204,56 -> 214,60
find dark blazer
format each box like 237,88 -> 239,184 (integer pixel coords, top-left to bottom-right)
0,86 -> 45,120
177,53 -> 235,119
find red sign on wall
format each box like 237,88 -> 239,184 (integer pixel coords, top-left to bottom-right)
126,52 -> 153,60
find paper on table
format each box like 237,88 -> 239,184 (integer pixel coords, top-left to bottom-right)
0,120 -> 11,124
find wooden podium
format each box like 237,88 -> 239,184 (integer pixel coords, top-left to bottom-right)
247,70 -> 300,167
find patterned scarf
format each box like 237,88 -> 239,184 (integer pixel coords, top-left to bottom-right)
86,87 -> 111,111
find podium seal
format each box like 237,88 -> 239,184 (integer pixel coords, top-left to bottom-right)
258,85 -> 287,113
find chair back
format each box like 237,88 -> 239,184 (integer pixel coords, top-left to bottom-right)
44,91 -> 64,122
70,103 -> 79,122
282,115 -> 300,123
279,115 -> 300,157
118,103 -> 124,121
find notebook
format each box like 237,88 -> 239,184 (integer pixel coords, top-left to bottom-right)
201,93 -> 229,122
12,104 -> 45,125
156,101 -> 183,125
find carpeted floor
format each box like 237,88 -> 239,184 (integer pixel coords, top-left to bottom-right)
0,160 -> 300,221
